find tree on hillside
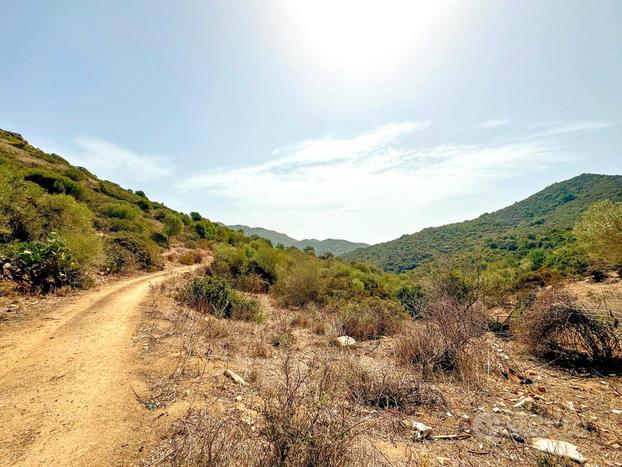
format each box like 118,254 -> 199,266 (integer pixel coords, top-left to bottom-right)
574,200 -> 622,266
303,245 -> 315,255
163,214 -> 183,246
189,211 -> 202,221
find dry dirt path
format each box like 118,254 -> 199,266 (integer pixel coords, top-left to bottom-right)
0,266 -> 195,466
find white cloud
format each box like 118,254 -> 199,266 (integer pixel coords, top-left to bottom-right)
178,121 -> 570,242
475,119 -> 510,128
531,120 -> 612,136
66,137 -> 175,184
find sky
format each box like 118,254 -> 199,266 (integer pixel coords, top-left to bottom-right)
1,0 -> 621,244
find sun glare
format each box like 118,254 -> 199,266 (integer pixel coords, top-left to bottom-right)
275,0 -> 458,80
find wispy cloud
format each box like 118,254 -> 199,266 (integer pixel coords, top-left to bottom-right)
178,120 -> 589,242
475,119 -> 510,129
67,137 -> 176,184
530,120 -> 612,136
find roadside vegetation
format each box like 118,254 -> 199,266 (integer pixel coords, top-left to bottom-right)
2,128 -> 622,465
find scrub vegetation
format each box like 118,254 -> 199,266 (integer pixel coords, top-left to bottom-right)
2,128 -> 622,466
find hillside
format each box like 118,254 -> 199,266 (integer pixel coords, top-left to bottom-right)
229,224 -> 369,256
345,174 -> 622,272
0,129 -> 242,290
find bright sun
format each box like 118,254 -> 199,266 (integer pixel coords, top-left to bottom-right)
275,0 -> 458,80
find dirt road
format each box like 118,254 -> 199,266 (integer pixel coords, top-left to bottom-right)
0,267 -> 194,466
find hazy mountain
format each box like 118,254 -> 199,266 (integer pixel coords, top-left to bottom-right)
229,225 -> 369,256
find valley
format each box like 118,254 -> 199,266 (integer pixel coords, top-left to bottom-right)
0,129 -> 621,466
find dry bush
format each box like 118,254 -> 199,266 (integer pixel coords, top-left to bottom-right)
289,303 -> 332,336
520,290 -> 621,369
202,316 -> 231,340
252,355 -> 365,467
396,296 -> 487,381
271,330 -> 296,349
347,367 -> 447,413
290,311 -> 311,328
251,339 -> 273,359
234,272 -> 269,293
154,356 -> 385,467
153,409 -> 260,466
335,297 -> 405,340
177,250 -> 203,265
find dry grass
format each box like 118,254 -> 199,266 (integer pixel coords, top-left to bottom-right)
395,296 -> 488,383
139,272 -> 622,467
347,366 -> 447,413
251,355 -> 370,466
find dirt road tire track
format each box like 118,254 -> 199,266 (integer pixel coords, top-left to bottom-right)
0,267 -> 194,466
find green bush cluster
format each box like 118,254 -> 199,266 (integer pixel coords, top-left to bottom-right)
103,233 -> 163,273
24,169 -> 87,200
178,276 -> 263,322
0,236 -> 86,292
334,296 -> 405,340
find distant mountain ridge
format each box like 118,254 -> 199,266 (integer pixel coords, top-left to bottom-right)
345,174 -> 622,272
229,225 -> 369,256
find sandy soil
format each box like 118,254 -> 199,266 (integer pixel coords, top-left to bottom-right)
0,266 -> 196,467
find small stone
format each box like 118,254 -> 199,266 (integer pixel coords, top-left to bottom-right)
530,438 -> 585,464
492,407 -> 501,413
335,336 -> 356,347
610,443 -> 620,449
224,369 -> 248,386
612,409 -> 622,415
513,397 -> 534,410
234,395 -> 243,401
436,457 -> 451,465
412,421 -> 433,440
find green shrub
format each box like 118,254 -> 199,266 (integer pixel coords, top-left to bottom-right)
97,180 -> 135,202
210,243 -> 279,292
150,232 -> 168,247
103,233 -> 162,273
395,285 -> 426,318
0,236 -> 86,293
109,218 -> 146,233
64,167 -> 87,182
38,195 -> 102,267
0,172 -> 45,242
100,202 -> 142,220
335,296 -> 405,340
273,259 -> 324,307
136,198 -> 150,212
24,169 -> 86,200
163,214 -> 184,245
195,220 -> 217,240
574,200 -> 622,267
178,276 -> 263,322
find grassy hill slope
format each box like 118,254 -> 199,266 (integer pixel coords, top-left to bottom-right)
345,174 -> 622,272
0,129 -> 244,291
229,224 -> 369,256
